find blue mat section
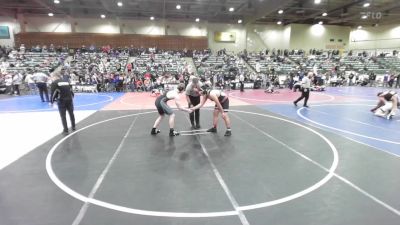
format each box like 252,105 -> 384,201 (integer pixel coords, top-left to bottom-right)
259,104 -> 400,157
0,93 -> 124,113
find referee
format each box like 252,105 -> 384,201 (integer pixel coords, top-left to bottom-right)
294,72 -> 313,108
186,76 -> 202,129
50,72 -> 76,134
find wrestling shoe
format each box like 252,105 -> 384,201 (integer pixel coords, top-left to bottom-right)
195,124 -> 201,129
169,131 -> 180,136
303,105 -> 309,108
207,127 -> 217,133
151,129 -> 161,135
387,114 -> 393,120
224,130 -> 232,136
293,102 -> 297,107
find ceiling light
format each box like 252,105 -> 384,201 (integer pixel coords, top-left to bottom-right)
238,19 -> 242,24
357,25 -> 363,29
322,12 -> 328,16
277,21 -> 282,25
150,16 -> 155,20
314,0 -> 321,4
363,2 -> 370,7
100,14 -> 106,19
195,18 -> 200,22
54,0 -> 60,4
278,10 -> 283,14
117,2 -> 123,7
48,13 -> 54,17
361,15 -> 368,19
176,4 -> 181,9
318,21 -> 323,25
229,7 -> 235,12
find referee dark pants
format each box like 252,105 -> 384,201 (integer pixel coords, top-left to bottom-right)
188,95 -> 201,127
294,88 -> 310,106
37,83 -> 49,102
240,81 -> 244,92
58,99 -> 76,132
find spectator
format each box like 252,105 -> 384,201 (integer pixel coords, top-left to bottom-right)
12,72 -> 23,96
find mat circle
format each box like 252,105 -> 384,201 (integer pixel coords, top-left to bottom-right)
46,109 -> 339,218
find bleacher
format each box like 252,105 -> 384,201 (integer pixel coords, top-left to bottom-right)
5,52 -> 67,74
134,53 -> 186,74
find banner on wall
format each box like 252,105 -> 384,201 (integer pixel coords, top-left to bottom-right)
325,43 -> 345,49
214,32 -> 236,43
0,26 -> 10,39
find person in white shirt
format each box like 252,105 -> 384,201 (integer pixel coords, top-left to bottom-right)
25,71 -> 37,95
33,70 -> 50,102
151,83 -> 192,136
372,90 -> 399,120
190,85 -> 232,136
294,72 -> 313,108
12,72 -> 23,96
239,73 -> 245,92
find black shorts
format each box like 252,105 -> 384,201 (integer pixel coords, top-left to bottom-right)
214,97 -> 229,112
155,96 -> 173,115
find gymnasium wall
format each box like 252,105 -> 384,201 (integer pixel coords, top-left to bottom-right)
289,24 -> 351,51
349,24 -> 400,50
3,15 -> 400,52
247,24 -> 291,51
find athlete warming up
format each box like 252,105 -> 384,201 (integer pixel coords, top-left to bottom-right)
191,85 -> 232,136
151,83 -> 192,136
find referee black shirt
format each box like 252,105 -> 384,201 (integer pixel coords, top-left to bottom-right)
50,79 -> 74,103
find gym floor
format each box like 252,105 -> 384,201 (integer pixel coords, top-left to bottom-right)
0,87 -> 399,225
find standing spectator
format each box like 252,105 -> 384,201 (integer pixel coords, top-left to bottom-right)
348,73 -> 355,86
396,73 -> 400,89
4,73 -> 13,95
25,70 -> 37,95
388,73 -> 395,88
369,72 -> 376,87
383,73 -> 389,87
239,73 -> 245,92
12,72 -> 23,96
33,70 -> 50,102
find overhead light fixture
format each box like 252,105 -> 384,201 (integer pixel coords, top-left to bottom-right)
176,4 -> 181,9
54,0 -> 60,4
277,21 -> 282,25
48,13 -> 54,17
361,15 -> 368,19
278,9 -> 284,14
229,7 -> 235,12
318,21 -> 323,25
357,25 -> 363,29
314,0 -> 321,4
195,18 -> 200,22
100,14 -> 106,19
322,12 -> 328,16
238,19 -> 242,24
117,2 -> 123,7
363,2 -> 370,7
150,16 -> 155,20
